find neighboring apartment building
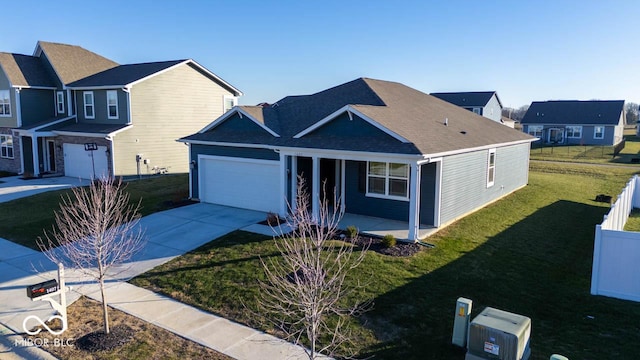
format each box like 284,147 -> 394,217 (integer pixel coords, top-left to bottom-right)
0,41 -> 241,179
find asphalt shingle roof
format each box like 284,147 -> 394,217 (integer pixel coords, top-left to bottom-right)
67,60 -> 186,87
0,53 -> 56,88
37,41 -> 119,85
430,91 -> 496,108
521,100 -> 625,125
184,78 -> 533,156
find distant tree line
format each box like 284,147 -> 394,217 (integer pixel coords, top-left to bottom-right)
502,102 -> 639,125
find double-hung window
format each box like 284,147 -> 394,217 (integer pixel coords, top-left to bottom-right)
594,126 -> 604,139
107,90 -> 118,119
487,149 -> 496,188
56,91 -> 65,114
0,135 -> 13,159
527,125 -> 543,137
0,90 -> 10,116
84,91 -> 95,119
566,126 -> 582,139
367,162 -> 409,200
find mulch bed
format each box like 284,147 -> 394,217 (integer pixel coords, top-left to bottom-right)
75,324 -> 135,352
347,233 -> 423,257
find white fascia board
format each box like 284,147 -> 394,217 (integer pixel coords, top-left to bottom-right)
125,60 -> 189,88
293,105 -> 410,143
12,85 -> 57,90
184,59 -> 243,96
526,122 -> 614,127
52,130 -> 111,138
104,125 -> 133,139
421,139 -> 536,159
67,85 -> 124,90
199,107 -> 279,137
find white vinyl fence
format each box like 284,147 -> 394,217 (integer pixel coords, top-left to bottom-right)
591,175 -> 640,302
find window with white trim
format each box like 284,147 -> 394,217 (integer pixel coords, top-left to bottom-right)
0,135 -> 13,159
527,125 -> 543,137
0,90 -> 10,116
487,149 -> 496,188
56,91 -> 65,114
566,126 -> 582,138
367,162 -> 409,200
107,90 -> 118,119
223,95 -> 237,113
594,126 -> 604,139
83,91 -> 95,119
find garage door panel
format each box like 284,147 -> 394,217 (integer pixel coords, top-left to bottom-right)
199,157 -> 279,213
63,144 -> 109,180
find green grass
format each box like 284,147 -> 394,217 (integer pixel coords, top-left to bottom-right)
130,164 -> 640,360
530,130 -> 640,165
623,209 -> 640,232
0,174 -> 189,250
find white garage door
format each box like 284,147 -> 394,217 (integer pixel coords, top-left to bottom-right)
199,156 -> 280,213
63,144 -> 109,180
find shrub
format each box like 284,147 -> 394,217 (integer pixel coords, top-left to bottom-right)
382,234 -> 396,248
346,225 -> 358,239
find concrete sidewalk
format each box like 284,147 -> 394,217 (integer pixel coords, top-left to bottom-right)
0,203 -> 318,359
0,176 -> 90,203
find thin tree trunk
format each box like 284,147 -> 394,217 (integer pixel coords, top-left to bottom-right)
99,277 -> 110,334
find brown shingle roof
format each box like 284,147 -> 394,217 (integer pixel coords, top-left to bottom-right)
184,78 -> 534,156
0,52 -> 56,87
36,41 -> 119,85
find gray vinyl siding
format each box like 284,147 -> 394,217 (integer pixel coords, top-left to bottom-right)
0,70 -> 17,127
344,160 -> 409,221
483,94 -> 502,122
419,162 -> 437,226
113,62 -> 237,176
75,89 -> 128,123
20,89 -> 55,126
439,143 -> 530,225
524,124 -> 618,145
21,136 -> 33,174
190,144 -> 278,199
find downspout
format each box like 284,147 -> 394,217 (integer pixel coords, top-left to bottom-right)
106,135 -> 116,178
15,88 -> 22,127
123,86 -> 132,124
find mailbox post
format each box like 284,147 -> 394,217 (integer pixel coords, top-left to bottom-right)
23,263 -> 71,335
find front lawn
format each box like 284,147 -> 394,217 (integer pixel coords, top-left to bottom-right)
131,163 -> 640,359
0,174 -> 189,250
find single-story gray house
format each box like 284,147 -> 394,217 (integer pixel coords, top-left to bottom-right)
521,100 -> 625,146
180,78 -> 535,241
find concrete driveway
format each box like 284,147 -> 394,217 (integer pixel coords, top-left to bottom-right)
0,203 -> 266,333
0,176 -> 90,203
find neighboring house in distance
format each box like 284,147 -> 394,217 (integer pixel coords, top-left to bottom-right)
0,41 -> 241,179
181,78 -> 535,241
521,100 -> 625,146
430,91 -> 504,124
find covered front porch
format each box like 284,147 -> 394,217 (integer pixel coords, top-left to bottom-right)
280,151 -> 443,242
339,212 -> 438,241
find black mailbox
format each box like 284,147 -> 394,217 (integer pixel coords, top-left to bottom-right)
26,279 -> 59,299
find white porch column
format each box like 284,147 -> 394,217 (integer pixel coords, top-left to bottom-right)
66,89 -> 73,116
279,154 -> 287,217
408,162 -> 421,241
312,156 -> 320,221
31,135 -> 39,177
290,155 -> 298,212
340,159 -> 346,213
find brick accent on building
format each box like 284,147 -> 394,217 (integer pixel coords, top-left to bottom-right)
0,128 -> 21,174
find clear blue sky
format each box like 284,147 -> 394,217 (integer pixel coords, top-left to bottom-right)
4,0 -> 639,108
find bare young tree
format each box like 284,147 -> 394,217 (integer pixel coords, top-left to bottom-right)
258,177 -> 371,359
38,177 -> 145,335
